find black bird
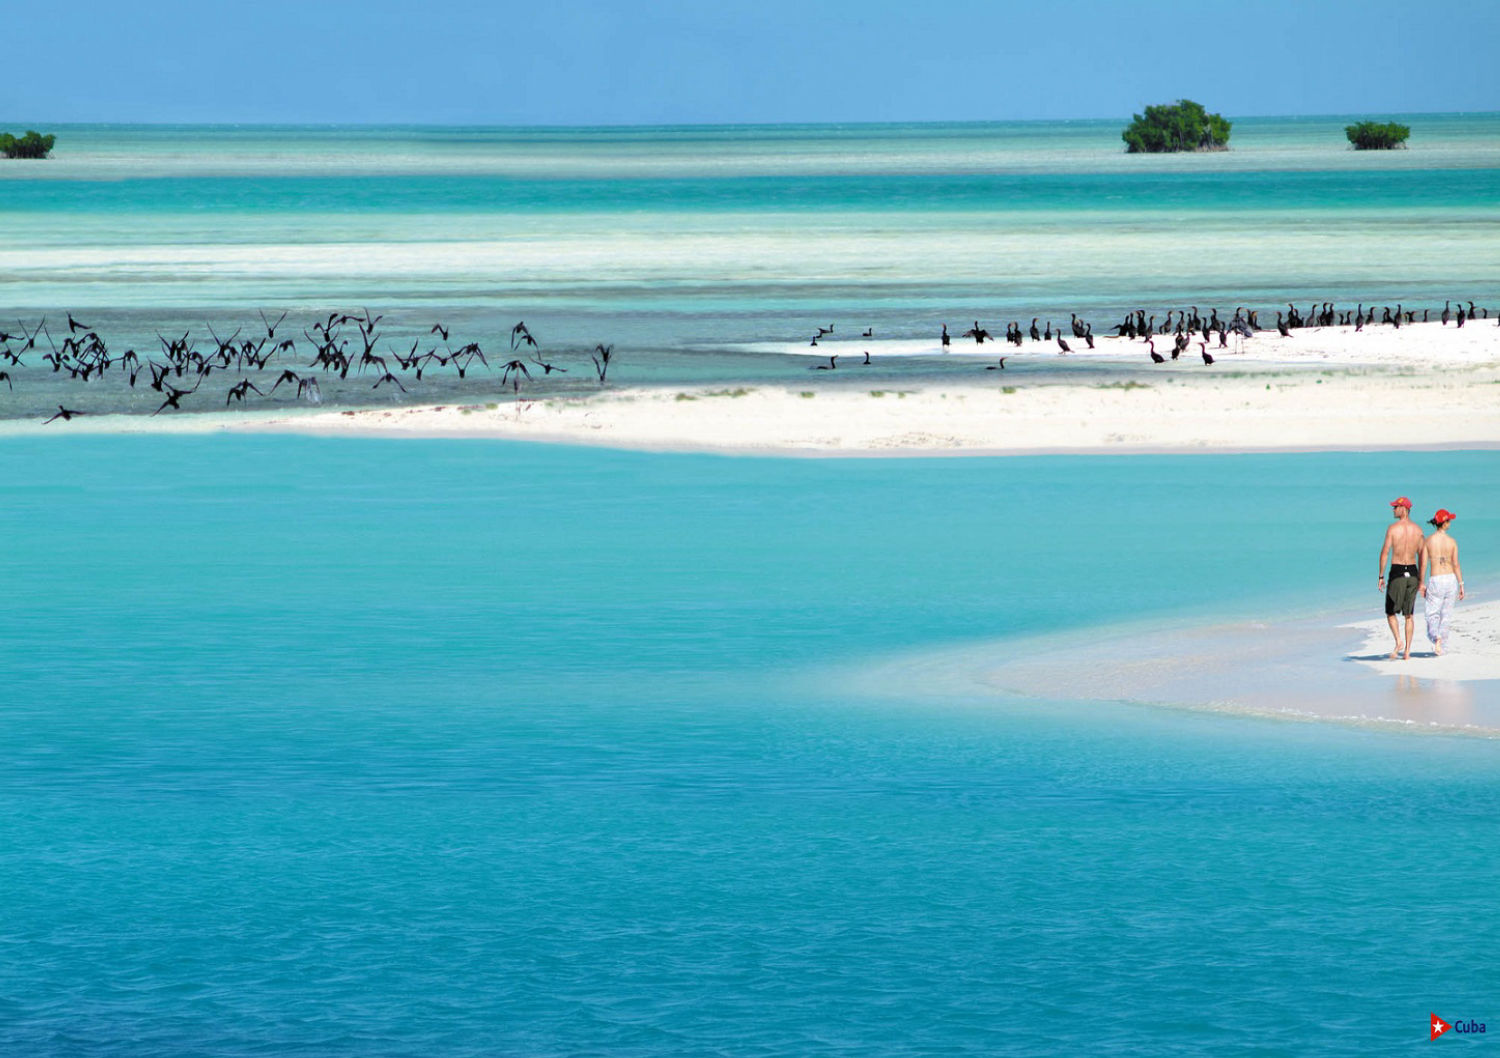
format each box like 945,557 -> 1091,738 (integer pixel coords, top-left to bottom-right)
510,321 -> 537,350
67,312 -> 90,334
816,325 -> 834,338
962,322 -> 991,343
529,355 -> 567,375
1199,342 -> 1214,366
0,370 -> 11,390
153,382 -> 198,415
813,355 -> 838,370
500,359 -> 533,392
45,405 -> 84,423
225,379 -> 263,404
259,309 -> 288,338
373,371 -> 407,392
941,324 -> 950,348
1029,318 -> 1040,342
1442,300 -> 1451,326
17,317 -> 44,351
861,351 -> 872,365
1147,339 -> 1165,364
430,322 -> 449,342
984,357 -> 1008,371
861,328 -> 873,338
1056,335 -> 1071,354
268,369 -> 303,394
590,344 -> 615,383
1083,325 -> 1095,350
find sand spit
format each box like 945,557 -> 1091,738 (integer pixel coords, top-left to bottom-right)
4,321 -> 1498,455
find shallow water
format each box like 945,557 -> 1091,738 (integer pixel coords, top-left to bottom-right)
3,116 -> 1498,337
1,439 -> 1496,1055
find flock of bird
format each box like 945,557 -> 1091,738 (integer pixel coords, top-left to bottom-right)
0,311 -> 620,423
804,299 -> 1493,371
2,299 -> 1492,420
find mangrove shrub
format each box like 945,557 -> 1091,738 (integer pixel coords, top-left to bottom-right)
1345,121 -> 1410,150
0,130 -> 56,159
1122,100 -> 1231,153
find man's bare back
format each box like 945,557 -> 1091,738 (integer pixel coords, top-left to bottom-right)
1383,519 -> 1424,564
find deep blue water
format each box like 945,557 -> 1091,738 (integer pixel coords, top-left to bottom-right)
1,438 -> 1496,1055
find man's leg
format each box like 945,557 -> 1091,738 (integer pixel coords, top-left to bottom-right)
1403,614 -> 1414,660
1387,613 -> 1403,659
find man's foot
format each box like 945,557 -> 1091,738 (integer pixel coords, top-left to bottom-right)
1402,647 -> 1411,661
1388,648 -> 1401,660
1434,639 -> 1444,656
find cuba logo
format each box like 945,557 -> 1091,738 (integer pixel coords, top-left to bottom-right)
1432,1013 -> 1486,1040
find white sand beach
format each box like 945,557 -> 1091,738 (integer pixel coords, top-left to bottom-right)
1347,594 -> 1500,681
220,320 -> 1500,455
851,593 -> 1500,734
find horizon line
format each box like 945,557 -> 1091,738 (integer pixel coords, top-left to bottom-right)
3,109 -> 1496,133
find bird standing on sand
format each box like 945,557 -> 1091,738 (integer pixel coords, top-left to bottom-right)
1199,341 -> 1214,365
1147,339 -> 1165,364
941,324 -> 950,348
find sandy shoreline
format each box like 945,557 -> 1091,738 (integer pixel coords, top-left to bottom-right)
3,320 -> 1497,455
850,592 -> 1500,734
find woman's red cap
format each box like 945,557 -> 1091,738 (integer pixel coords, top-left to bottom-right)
1431,509 -> 1457,524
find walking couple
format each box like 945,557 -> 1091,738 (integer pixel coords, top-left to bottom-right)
1379,497 -> 1465,660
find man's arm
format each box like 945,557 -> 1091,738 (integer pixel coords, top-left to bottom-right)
1379,527 -> 1392,588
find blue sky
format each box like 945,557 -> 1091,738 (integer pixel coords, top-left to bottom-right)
7,0 -> 1498,125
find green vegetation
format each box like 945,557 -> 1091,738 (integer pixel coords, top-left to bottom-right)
704,387 -> 753,398
799,391 -> 815,398
0,130 -> 56,159
1345,120 -> 1410,150
1095,380 -> 1151,390
1121,100 -> 1230,153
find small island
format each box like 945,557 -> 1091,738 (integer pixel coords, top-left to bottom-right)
1345,120 -> 1410,150
1,130 -> 57,159
1122,100 -> 1231,154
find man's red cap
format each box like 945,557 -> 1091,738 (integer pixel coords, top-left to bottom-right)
1390,497 -> 1412,509
1431,509 -> 1457,524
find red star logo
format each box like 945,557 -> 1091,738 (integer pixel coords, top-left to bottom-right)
1432,1014 -> 1451,1040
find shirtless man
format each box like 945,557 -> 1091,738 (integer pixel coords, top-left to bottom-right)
1420,510 -> 1465,655
1378,497 -> 1424,660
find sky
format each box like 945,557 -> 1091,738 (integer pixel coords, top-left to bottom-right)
5,0 -> 1498,125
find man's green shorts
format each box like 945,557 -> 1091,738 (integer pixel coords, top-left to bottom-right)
1386,566 -> 1420,616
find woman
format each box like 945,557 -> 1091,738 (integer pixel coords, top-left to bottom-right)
1420,509 -> 1465,656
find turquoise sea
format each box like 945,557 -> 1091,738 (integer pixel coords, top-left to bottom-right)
2,119 -> 1499,1053
2,439 -> 1498,1055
